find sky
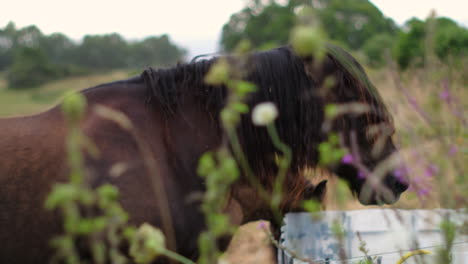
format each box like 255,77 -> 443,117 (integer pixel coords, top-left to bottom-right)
1,0 -> 467,58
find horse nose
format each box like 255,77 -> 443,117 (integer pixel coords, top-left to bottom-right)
392,165 -> 409,193
387,172 -> 409,193
394,177 -> 409,193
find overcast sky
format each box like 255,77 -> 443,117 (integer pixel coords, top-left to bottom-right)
1,0 -> 467,57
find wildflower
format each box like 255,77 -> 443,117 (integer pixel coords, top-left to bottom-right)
358,170 -> 366,179
341,153 -> 354,164
257,221 -> 267,230
423,164 -> 438,178
448,145 -> 457,156
417,187 -> 430,197
252,102 -> 278,126
439,90 -> 450,101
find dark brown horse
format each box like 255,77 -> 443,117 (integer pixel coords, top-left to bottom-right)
0,45 -> 408,263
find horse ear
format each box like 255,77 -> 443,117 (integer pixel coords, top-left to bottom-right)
314,180 -> 327,201
302,180 -> 327,201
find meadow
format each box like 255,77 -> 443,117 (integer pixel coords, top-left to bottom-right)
0,71 -> 131,117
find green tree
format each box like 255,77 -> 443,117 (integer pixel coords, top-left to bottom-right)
40,33 -> 76,65
6,46 -> 59,89
395,18 -> 428,69
221,8 -> 255,52
128,35 -> 186,67
394,17 -> 468,69
16,25 -> 43,47
1,22 -> 186,73
319,0 -> 397,50
362,33 -> 395,67
70,33 -> 129,69
433,18 -> 468,61
220,0 -> 397,52
0,22 -> 17,70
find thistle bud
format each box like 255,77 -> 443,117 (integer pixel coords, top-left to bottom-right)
62,92 -> 87,122
252,102 -> 278,126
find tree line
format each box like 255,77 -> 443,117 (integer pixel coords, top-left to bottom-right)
221,0 -> 468,69
0,22 -> 186,89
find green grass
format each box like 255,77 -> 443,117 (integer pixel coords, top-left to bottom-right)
0,71 -> 132,117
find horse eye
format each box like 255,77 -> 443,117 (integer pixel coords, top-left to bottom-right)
365,125 -> 380,143
383,124 -> 395,137
365,123 -> 394,143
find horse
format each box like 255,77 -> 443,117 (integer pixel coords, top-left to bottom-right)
0,45 -> 408,263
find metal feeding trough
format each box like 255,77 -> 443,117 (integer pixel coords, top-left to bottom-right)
278,209 -> 467,264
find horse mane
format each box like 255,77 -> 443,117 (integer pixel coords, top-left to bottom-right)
325,45 -> 392,124
140,45 -> 391,189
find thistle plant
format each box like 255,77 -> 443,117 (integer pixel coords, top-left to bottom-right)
198,39 -> 300,263
45,93 -> 132,264
198,45 -> 257,264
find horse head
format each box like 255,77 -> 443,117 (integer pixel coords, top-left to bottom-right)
231,45 -> 409,208
310,45 -> 409,205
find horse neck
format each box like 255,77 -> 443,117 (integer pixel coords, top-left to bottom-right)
227,183 -> 270,224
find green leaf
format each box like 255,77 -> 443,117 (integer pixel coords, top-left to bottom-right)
303,199 -> 320,213
97,184 -> 119,201
204,59 -> 229,85
235,81 -> 257,95
232,102 -> 249,114
325,104 -> 338,119
198,152 -> 216,176
44,184 -> 79,209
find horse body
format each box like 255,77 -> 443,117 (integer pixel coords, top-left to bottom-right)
0,45 -> 407,263
0,75 -> 299,263
0,107 -> 67,261
0,79 -> 219,262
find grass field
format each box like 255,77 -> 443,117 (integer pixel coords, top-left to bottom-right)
0,71 -> 132,117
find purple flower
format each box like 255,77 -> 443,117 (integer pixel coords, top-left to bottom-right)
257,221 -> 267,230
439,90 -> 450,100
342,154 -> 354,164
449,145 -> 457,156
358,170 -> 366,179
424,165 -> 439,178
417,187 -> 430,197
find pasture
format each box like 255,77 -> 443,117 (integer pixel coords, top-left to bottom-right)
0,71 -> 131,116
